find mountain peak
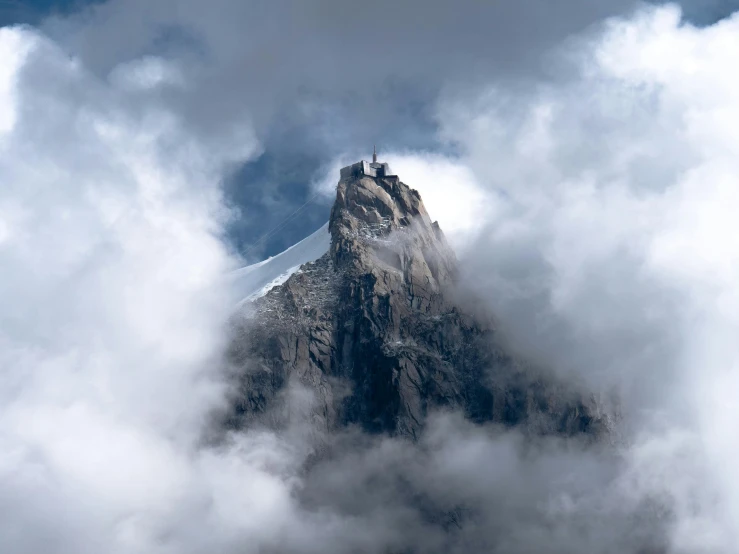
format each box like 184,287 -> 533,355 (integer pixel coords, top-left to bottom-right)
329,169 -> 456,300
227,164 -> 603,438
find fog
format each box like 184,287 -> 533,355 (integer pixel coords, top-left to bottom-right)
392,6 -> 739,549
2,2 -> 739,553
40,0 -> 645,256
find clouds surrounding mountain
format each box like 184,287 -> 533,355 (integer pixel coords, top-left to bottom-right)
2,1 -> 739,553
32,0 -> 737,257
26,0 -> 675,256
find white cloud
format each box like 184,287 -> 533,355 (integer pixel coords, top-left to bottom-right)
431,4 -> 739,550
386,153 -> 498,250
0,27 -> 34,134
275,7 -> 739,549
5,2 -> 739,553
0,25 -> 295,554
109,56 -> 185,91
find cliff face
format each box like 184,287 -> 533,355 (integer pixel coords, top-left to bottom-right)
227,171 -> 602,438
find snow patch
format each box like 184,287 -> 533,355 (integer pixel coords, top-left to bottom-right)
229,223 -> 330,305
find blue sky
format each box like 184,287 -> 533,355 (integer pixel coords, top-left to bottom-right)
0,0 -> 98,25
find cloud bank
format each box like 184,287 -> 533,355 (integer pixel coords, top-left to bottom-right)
0,24 -> 269,553
37,0 -> 647,257
2,2 -> 739,553
390,5 -> 739,550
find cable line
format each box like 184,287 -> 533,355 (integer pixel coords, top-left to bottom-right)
243,190 -> 324,257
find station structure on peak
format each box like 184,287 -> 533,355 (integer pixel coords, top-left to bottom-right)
340,146 -> 398,181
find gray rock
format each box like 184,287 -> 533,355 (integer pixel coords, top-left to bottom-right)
226,171 -> 604,438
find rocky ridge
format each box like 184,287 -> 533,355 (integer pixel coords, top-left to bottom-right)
226,170 -> 603,438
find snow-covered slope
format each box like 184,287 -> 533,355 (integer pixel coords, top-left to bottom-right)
229,223 -> 330,305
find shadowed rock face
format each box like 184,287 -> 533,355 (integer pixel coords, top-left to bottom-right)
226,171 -> 604,438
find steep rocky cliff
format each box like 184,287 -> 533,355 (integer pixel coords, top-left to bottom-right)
226,170 -> 603,438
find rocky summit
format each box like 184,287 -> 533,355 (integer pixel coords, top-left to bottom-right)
226,166 -> 604,438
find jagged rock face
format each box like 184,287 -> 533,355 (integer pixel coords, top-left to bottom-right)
227,173 -> 603,438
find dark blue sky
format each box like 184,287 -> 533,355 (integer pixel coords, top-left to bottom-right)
0,0 -> 97,25
4,0 -> 739,260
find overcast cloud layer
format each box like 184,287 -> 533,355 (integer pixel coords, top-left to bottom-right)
2,1 -> 739,553
27,0 -> 739,258
394,7 -> 739,549
39,0 -> 653,257
33,0 -> 736,257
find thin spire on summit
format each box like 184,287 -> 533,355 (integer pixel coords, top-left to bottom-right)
373,145 -> 377,164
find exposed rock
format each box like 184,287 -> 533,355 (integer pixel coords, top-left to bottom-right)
226,171 -> 604,438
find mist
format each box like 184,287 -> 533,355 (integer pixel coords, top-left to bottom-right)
391,5 -> 739,550
38,0 -> 647,257
2,1 -> 739,553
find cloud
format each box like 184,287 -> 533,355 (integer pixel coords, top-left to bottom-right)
418,4 -> 739,549
0,26 -> 31,133
384,153 -> 498,250
4,2 -> 739,553
36,0 -> 647,257
108,56 -> 186,92
252,5 -> 739,550
0,24 -> 279,553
